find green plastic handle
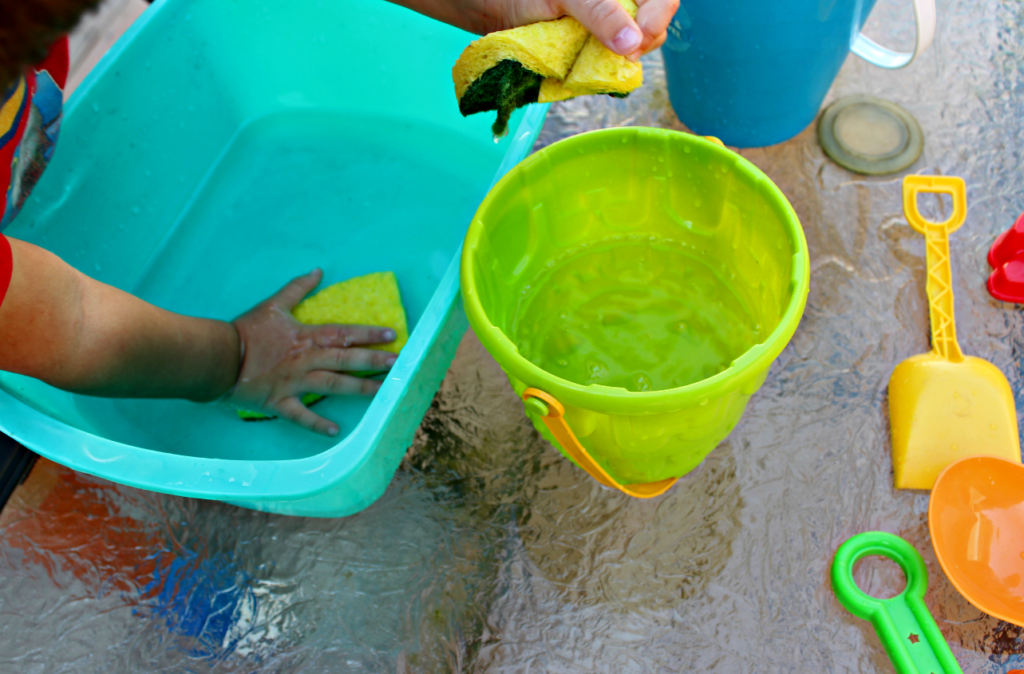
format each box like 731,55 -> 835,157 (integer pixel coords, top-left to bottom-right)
831,532 -> 963,674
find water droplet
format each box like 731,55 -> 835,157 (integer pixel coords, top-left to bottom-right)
586,359 -> 609,382
557,359 -> 568,368
629,372 -> 654,392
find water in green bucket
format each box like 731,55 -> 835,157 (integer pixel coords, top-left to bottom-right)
513,239 -> 764,392
461,127 -> 810,496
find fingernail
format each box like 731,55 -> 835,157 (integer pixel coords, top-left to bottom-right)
382,329 -> 396,341
385,355 -> 398,367
612,26 -> 642,55
328,425 -> 339,436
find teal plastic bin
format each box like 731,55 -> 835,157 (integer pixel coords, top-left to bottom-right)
0,0 -> 547,516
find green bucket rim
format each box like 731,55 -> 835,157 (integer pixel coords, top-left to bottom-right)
461,127 -> 810,416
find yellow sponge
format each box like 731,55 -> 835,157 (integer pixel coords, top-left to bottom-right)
541,34 -> 643,101
237,272 -> 408,421
292,272 -> 408,354
453,17 -> 589,102
453,0 -> 642,135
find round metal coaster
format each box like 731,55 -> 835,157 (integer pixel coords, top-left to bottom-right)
817,95 -> 924,176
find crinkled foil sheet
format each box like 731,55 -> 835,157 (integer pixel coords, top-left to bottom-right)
3,0 -> 1024,671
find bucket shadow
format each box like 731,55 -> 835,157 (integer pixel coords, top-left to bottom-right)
513,438 -> 743,613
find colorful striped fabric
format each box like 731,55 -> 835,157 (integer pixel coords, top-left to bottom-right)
0,38 -> 68,310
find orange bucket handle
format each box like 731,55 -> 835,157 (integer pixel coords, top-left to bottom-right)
522,388 -> 677,499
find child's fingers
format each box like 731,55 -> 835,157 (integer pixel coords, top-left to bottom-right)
635,0 -> 678,54
307,324 -> 397,348
276,395 -> 340,437
304,347 -> 397,373
304,371 -> 383,397
562,0 -> 642,56
268,269 -> 323,310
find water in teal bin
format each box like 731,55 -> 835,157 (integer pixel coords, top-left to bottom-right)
71,110 -> 502,461
512,239 -> 762,392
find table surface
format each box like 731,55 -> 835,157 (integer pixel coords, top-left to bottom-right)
3,0 -> 1024,671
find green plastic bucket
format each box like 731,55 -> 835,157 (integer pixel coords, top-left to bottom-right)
461,127 -> 810,493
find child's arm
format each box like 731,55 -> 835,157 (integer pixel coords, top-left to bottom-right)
0,237 -> 240,400
0,237 -> 395,436
388,0 -> 679,59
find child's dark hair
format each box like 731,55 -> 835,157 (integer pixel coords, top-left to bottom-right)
0,0 -> 102,90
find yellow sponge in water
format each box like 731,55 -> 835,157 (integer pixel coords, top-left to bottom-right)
237,271 -> 409,421
292,271 -> 409,354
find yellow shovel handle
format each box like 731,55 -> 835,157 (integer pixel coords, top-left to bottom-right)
902,175 -> 967,362
902,175 -> 966,236
522,388 -> 677,499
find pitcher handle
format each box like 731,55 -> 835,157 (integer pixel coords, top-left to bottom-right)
522,388 -> 677,499
851,0 -> 936,69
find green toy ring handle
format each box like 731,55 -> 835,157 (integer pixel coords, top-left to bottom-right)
831,532 -> 963,674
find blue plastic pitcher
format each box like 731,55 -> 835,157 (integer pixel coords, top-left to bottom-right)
663,0 -> 935,147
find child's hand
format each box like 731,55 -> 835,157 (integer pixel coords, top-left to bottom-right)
227,269 -> 397,437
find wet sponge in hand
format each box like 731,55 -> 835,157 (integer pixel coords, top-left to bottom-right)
237,271 -> 409,421
453,0 -> 641,136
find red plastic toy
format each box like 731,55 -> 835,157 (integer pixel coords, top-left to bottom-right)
987,212 -> 1024,303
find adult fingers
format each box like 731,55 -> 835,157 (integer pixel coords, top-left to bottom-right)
635,0 -> 678,54
306,323 -> 397,348
304,347 -> 397,373
276,395 -> 340,436
267,269 -> 323,311
644,30 -> 667,53
562,0 -> 642,57
304,371 -> 383,397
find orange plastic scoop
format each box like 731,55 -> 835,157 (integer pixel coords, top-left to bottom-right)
888,176 -> 1020,490
929,455 -> 1024,626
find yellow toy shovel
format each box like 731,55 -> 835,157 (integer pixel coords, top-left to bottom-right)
889,175 -> 1021,490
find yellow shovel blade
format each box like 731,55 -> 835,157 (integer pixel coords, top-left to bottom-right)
889,352 -> 1020,490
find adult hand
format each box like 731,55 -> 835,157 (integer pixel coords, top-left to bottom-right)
389,0 -> 679,61
517,0 -> 680,60
227,269 -> 397,436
